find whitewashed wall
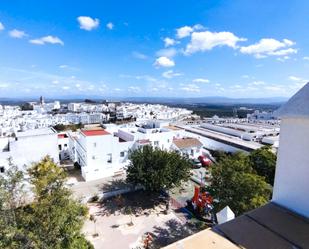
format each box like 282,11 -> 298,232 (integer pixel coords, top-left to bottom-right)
272,117 -> 309,217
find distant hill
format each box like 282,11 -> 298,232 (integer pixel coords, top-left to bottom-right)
0,96 -> 288,105
120,96 -> 288,105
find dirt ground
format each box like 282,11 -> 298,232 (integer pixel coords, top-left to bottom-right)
82,190 -> 194,249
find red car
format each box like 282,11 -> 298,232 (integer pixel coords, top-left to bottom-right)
198,155 -> 212,167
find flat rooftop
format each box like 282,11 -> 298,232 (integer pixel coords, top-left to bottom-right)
81,129 -> 110,136
163,228 -> 239,249
216,202 -> 309,249
164,125 -> 183,131
16,128 -> 56,138
163,202 -> 309,249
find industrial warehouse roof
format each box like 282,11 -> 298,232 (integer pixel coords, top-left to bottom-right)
275,82 -> 309,118
81,129 -> 110,136
164,125 -> 183,131
173,137 -> 203,149
163,202 -> 309,249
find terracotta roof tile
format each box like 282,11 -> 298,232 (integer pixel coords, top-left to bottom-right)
81,129 -> 110,136
173,138 -> 203,149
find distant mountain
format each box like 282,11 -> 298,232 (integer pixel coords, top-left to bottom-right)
120,96 -> 288,105
0,96 -> 288,105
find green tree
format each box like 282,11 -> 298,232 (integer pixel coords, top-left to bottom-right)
0,157 -> 93,249
0,161 -> 28,249
207,152 -> 271,216
249,146 -> 277,185
26,156 -> 92,249
126,145 -> 191,192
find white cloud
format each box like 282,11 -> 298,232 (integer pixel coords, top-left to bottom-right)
58,64 -> 78,70
263,85 -> 284,92
193,78 -> 209,83
135,75 -> 157,82
288,76 -> 308,92
303,56 -> 309,61
249,80 -> 265,86
289,76 -> 301,81
180,83 -> 200,93
106,22 -> 114,30
185,31 -> 246,54
230,84 -> 242,89
151,87 -> 159,92
77,16 -> 99,31
88,84 -> 95,90
242,75 -> 250,79
176,24 -> 205,39
62,86 -> 70,90
52,80 -> 59,84
240,38 -> 297,58
132,51 -> 148,59
98,84 -> 108,92
176,26 -> 194,39
288,76 -> 307,84
154,56 -> 175,68
164,37 -> 177,47
0,22 -> 4,31
162,70 -> 182,79
156,47 -> 177,58
29,35 -> 64,45
270,48 -> 296,56
128,86 -> 141,93
277,56 -> 290,62
0,83 -> 9,88
9,29 -> 27,38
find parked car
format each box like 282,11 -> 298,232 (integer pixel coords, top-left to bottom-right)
189,158 -> 202,168
198,155 -> 212,167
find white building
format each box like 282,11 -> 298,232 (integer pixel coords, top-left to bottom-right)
247,110 -> 276,120
70,121 -> 204,181
68,103 -> 81,112
172,137 -> 203,159
58,133 -> 70,161
0,128 -> 59,172
272,82 -> 309,217
72,128 -> 132,181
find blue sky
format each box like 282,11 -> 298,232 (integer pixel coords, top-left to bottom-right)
0,0 -> 309,99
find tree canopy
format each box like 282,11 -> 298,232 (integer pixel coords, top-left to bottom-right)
207,152 -> 272,216
126,145 -> 191,192
53,123 -> 84,132
249,146 -> 277,185
0,157 -> 93,249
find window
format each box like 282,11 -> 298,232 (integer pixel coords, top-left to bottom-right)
190,149 -> 194,156
92,156 -> 96,160
120,151 -> 125,157
58,144 -> 62,150
154,141 -> 159,146
93,142 -> 97,147
0,166 -> 5,173
64,144 -> 67,147
107,153 -> 112,163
